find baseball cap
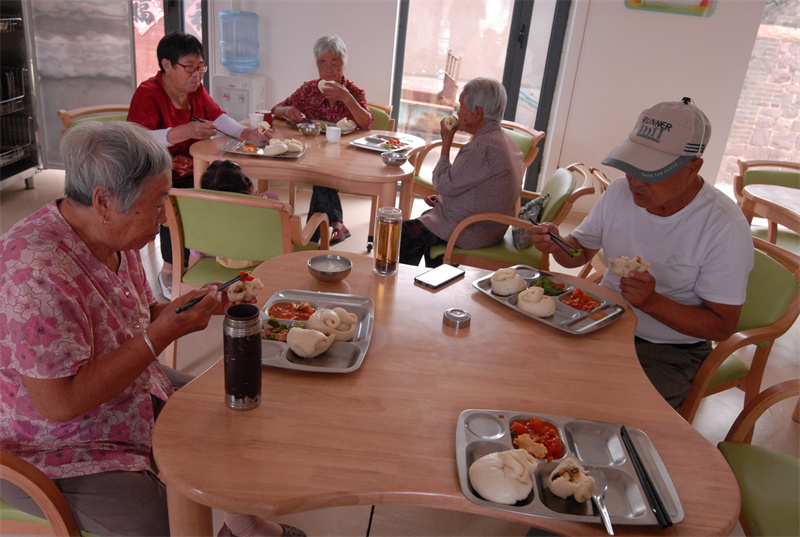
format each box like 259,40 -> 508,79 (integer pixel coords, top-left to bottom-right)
602,97 -> 711,183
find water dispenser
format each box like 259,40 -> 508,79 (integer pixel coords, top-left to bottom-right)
218,10 -> 259,74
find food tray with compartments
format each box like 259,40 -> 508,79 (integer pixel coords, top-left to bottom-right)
456,410 -> 684,527
472,265 -> 624,334
260,289 -> 373,373
221,139 -> 306,159
349,134 -> 413,152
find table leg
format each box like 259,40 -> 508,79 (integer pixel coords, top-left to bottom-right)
739,198 -> 756,225
398,178 -> 413,219
167,485 -> 213,536
193,157 -> 211,189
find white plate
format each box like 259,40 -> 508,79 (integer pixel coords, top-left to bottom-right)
289,120 -> 357,135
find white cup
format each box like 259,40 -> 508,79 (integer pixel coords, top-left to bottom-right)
326,126 -> 342,143
249,112 -> 264,127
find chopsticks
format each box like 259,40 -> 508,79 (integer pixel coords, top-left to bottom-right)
190,116 -> 245,142
175,273 -> 248,313
620,426 -> 672,528
546,230 -> 583,258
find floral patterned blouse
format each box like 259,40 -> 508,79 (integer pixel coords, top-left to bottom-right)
271,76 -> 374,128
0,201 -> 173,480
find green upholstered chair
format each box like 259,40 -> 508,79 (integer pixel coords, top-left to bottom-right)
734,158 -> 800,246
368,102 -> 395,131
431,162 -> 594,271
0,450 -> 83,535
679,238 -> 800,423
164,188 -> 329,368
410,120 -> 546,201
57,105 -> 130,136
717,379 -> 800,536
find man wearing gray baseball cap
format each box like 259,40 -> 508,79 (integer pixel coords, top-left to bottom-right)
530,98 -> 754,409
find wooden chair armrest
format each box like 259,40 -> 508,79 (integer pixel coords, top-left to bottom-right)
724,379 -> 800,443
0,451 -> 81,535
291,212 -> 330,250
443,212 -> 530,264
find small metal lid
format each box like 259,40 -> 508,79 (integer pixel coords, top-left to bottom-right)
443,308 -> 471,329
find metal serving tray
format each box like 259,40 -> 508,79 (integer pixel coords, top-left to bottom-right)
287,119 -> 357,135
349,134 -> 413,152
473,265 -> 624,335
456,409 -> 684,527
260,290 -> 374,373
221,139 -> 306,159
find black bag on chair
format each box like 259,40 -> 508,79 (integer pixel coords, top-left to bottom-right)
511,194 -> 549,250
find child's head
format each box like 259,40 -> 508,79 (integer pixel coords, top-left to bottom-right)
200,160 -> 254,194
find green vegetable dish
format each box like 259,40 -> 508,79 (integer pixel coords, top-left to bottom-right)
533,277 -> 566,296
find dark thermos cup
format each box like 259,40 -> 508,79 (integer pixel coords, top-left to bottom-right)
223,304 -> 262,410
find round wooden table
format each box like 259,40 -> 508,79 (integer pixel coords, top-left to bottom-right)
189,122 -> 425,247
153,252 -> 740,536
741,184 -> 800,242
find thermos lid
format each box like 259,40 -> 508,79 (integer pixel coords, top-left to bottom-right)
443,308 -> 471,329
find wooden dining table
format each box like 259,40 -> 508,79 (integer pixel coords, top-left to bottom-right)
189,121 -> 426,234
153,251 -> 740,536
740,184 -> 800,242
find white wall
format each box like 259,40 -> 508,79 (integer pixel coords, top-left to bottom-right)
546,0 -> 764,202
209,0 -> 764,204
209,0 -> 398,110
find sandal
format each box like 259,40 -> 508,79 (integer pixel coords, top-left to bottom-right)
329,225 -> 351,246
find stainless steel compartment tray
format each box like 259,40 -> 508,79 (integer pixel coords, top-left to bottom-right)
472,265 -> 624,334
456,410 -> 684,527
222,139 -> 306,159
260,290 -> 374,373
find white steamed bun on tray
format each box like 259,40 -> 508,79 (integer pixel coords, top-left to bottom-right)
548,457 -> 595,503
490,267 -> 527,296
286,327 -> 334,358
307,307 -> 357,342
468,448 -> 539,505
517,286 -> 556,317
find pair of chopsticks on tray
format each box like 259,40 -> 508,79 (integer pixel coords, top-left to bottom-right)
190,116 -> 245,142
620,426 -> 673,528
175,273 -> 248,313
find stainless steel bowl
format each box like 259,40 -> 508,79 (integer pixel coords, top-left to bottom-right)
307,254 -> 352,282
298,123 -> 322,137
381,151 -> 408,167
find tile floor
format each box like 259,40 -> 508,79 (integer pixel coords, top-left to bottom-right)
1,169 -> 798,536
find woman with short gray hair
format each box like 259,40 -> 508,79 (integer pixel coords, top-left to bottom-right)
462,77 -> 507,122
272,34 -> 374,245
0,121 -> 269,536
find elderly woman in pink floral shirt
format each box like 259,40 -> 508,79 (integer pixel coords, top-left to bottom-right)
0,122 -> 305,537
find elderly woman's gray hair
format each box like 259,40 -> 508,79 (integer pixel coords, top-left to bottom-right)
462,78 -> 507,122
61,121 -> 171,213
314,35 -> 347,64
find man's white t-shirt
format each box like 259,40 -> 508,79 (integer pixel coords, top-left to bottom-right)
572,177 -> 754,344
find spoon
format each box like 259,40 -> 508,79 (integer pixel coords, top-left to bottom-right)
592,471 -> 614,535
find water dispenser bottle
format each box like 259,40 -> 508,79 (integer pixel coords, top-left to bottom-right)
219,10 -> 260,74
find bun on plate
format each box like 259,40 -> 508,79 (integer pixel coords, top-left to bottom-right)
490,267 -> 526,296
286,327 -> 334,358
517,286 -> 556,317
608,255 -> 650,277
307,307 -> 357,342
548,457 -> 595,503
336,118 -> 356,130
468,449 -> 539,505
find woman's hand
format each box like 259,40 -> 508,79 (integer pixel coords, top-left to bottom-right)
277,106 -> 305,123
168,120 -> 218,145
241,127 -> 272,143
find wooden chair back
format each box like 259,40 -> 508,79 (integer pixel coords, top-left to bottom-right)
434,162 -> 594,270
57,105 -> 130,136
368,103 -> 396,131
679,238 -> 800,424
0,450 -> 81,535
717,380 -> 800,536
163,188 -> 329,368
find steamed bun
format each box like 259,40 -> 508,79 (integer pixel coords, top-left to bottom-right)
286,327 -> 334,358
517,286 -> 556,317
443,115 -> 459,130
468,449 -> 539,505
548,457 -> 595,503
490,267 -> 527,296
608,256 -> 650,277
318,79 -> 334,93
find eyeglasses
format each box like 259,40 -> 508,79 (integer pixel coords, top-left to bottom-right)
175,62 -> 208,75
